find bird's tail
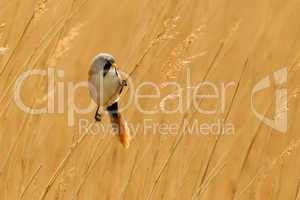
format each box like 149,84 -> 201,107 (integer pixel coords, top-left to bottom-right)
111,114 -> 130,148
107,102 -> 130,148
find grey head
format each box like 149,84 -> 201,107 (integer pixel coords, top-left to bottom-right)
89,53 -> 116,75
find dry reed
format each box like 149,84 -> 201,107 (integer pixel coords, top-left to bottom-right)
129,16 -> 181,77
0,23 -> 8,55
0,23 -> 5,40
54,166 -> 75,200
38,121 -> 97,200
235,139 -> 300,199
161,25 -> 207,81
34,0 -> 48,20
19,164 -> 43,200
47,23 -> 83,67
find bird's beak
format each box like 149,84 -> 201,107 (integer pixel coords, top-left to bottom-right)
112,63 -> 118,68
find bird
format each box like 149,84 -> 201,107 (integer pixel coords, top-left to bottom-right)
88,53 -> 130,148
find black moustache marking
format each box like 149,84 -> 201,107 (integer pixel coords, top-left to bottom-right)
103,61 -> 112,77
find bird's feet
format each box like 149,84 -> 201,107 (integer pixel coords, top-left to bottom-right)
95,113 -> 102,122
121,79 -> 127,86
95,106 -> 102,122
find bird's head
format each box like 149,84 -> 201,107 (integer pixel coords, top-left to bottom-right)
89,53 -> 118,75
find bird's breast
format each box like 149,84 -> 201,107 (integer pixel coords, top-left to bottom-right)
88,69 -> 122,107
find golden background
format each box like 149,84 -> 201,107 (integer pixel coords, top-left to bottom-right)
0,0 -> 300,199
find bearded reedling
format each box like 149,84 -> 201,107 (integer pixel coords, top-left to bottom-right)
88,53 -> 130,148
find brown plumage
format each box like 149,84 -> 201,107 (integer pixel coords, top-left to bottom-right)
107,102 -> 130,148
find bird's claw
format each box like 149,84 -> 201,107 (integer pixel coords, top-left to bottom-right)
121,80 -> 127,86
95,113 -> 102,122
